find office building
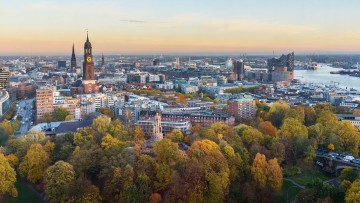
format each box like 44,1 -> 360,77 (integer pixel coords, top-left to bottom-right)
233,60 -> 245,81
0,67 -> 9,90
36,87 -> 55,121
229,97 -> 256,120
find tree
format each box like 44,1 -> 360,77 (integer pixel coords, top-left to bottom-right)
152,138 -> 180,165
353,109 -> 360,115
98,108 -> 115,119
0,153 -> 17,198
0,120 -> 15,136
63,178 -> 102,203
339,168 -> 359,183
44,161 -> 76,203
166,129 -> 184,143
304,107 -> 317,126
267,158 -> 283,191
258,121 -> 277,137
19,143 -> 50,184
333,121 -> 360,155
176,93 -> 187,106
328,143 -> 335,151
345,180 -> 360,203
65,115 -> 74,121
6,154 -> 19,168
54,107 -> 70,121
268,101 -> 290,128
134,126 -> 145,141
101,134 -> 124,151
279,118 -> 308,138
242,128 -> 264,146
188,139 -> 230,203
316,110 -> 338,128
251,153 -> 267,189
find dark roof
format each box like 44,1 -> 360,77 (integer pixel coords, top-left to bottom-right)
55,112 -> 105,134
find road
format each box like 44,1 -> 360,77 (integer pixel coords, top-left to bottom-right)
15,98 -> 35,136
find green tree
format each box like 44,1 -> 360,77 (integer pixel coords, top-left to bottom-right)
0,153 -> 17,198
19,143 -> 50,184
44,161 -> 76,203
54,107 -> 70,121
339,168 -> 359,183
333,121 -> 360,155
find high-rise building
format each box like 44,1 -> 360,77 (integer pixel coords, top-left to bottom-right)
153,58 -> 160,66
152,113 -> 163,141
233,60 -> 245,81
36,87 -> 55,121
229,98 -> 256,120
267,52 -> 295,82
71,43 -> 77,72
0,67 -> 9,90
58,61 -> 66,68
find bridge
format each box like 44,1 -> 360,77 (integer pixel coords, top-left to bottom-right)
314,155 -> 360,176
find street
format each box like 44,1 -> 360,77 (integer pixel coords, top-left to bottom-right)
15,98 -> 35,136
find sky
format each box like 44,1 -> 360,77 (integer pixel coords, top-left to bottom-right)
1,0 -> 360,55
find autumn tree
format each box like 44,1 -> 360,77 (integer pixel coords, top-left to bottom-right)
152,138 -> 181,165
134,125 -> 145,141
242,128 -> 264,146
62,178 -> 102,203
345,180 -> 360,203
44,161 -> 76,203
258,121 -> 277,137
101,134 -> 124,151
251,153 -> 267,189
19,143 -> 50,184
54,107 -> 70,121
98,108 -> 115,119
0,153 -> 17,198
353,108 -> 360,115
166,129 -> 184,143
333,121 -> 360,155
176,93 -> 187,106
5,154 -> 19,168
188,139 -> 230,203
267,158 -> 283,191
279,118 -> 308,138
268,101 -> 290,128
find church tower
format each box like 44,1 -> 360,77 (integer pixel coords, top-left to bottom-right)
101,53 -> 106,73
152,113 -> 163,142
82,32 -> 97,93
71,43 -> 77,73
83,32 -> 95,80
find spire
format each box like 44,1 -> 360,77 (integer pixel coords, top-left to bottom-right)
72,43 -> 75,56
86,30 -> 89,42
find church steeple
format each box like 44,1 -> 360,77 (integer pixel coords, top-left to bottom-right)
83,32 -> 94,80
71,43 -> 76,72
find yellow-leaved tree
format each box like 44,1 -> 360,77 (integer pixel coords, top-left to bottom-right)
0,153 -> 17,198
19,143 -> 50,184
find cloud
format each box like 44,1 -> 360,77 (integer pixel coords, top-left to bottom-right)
121,19 -> 148,23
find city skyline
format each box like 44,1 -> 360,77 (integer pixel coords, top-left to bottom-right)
2,0 -> 360,55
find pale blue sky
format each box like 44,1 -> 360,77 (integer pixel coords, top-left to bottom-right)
1,0 -> 360,54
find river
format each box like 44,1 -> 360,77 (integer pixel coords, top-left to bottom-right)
294,64 -> 360,90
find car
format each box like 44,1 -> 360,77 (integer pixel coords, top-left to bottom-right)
344,155 -> 355,161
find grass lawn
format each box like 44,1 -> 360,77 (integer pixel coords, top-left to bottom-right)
4,178 -> 43,203
290,167 -> 331,186
275,179 -> 303,203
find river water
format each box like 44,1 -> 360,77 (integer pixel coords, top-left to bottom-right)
294,64 -> 360,90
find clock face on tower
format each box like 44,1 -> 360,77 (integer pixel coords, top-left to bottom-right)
86,56 -> 92,62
